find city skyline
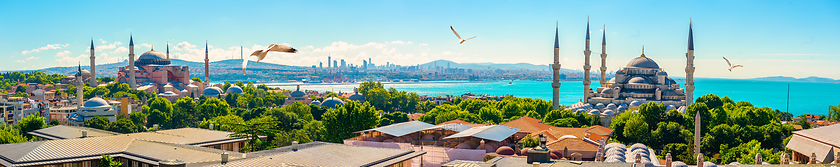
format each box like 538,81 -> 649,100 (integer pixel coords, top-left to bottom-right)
1,0 -> 838,79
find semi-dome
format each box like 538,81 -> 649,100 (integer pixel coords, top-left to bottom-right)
83,97 -> 111,108
600,88 -> 613,95
309,99 -> 321,105
629,101 -> 642,107
320,97 -> 344,109
625,56 -> 660,69
290,85 -> 306,97
628,77 -> 651,84
202,87 -> 224,97
159,91 -> 178,96
226,85 -> 244,95
666,105 -> 676,111
77,69 -> 91,76
608,77 -> 616,83
606,103 -> 617,109
136,50 -> 171,66
595,103 -> 605,109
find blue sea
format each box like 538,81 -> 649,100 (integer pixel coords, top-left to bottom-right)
266,78 -> 840,117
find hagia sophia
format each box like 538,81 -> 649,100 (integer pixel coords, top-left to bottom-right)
560,20 -> 696,126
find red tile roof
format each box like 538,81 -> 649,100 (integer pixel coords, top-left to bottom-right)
437,119 -> 486,127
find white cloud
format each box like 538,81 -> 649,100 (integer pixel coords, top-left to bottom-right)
100,39 -> 106,44
112,47 -> 129,54
95,41 -> 122,51
55,50 -> 72,57
21,44 -> 69,55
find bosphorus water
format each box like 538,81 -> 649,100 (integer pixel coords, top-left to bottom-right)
267,78 -> 839,117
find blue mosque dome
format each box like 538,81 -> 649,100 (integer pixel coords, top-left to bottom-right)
309,99 -> 321,106
595,103 -> 605,109
83,97 -> 111,108
226,85 -> 244,95
625,56 -> 660,69
320,97 -> 344,109
136,50 -> 171,66
606,103 -> 617,109
202,87 -> 224,97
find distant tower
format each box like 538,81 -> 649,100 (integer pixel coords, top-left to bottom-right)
694,109 -> 701,154
551,22 -> 562,110
204,41 -> 210,85
128,34 -> 136,89
240,46 -> 243,60
599,25 -> 608,88
582,19 -> 592,103
89,39 -> 97,86
166,42 -> 170,60
685,20 -> 696,106
328,56 -> 331,68
76,63 -> 84,109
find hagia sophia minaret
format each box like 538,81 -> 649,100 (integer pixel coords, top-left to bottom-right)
204,41 -> 210,85
685,21 -> 696,106
551,22 -> 562,110
89,39 -> 97,86
75,63 -> 83,109
599,26 -> 608,88
128,34 -> 136,89
582,19 -> 592,103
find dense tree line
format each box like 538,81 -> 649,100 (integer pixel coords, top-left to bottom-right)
610,94 -> 796,165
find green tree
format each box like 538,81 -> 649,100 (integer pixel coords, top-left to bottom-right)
829,103 -> 840,122
0,123 -> 30,144
199,114 -> 246,132
477,107 -> 503,124
321,101 -> 379,143
18,115 -> 46,135
198,98 -> 231,120
309,104 -> 327,121
106,119 -> 138,133
147,97 -> 173,115
49,119 -> 60,126
652,122 -> 684,149
366,88 -> 390,110
663,143 -> 696,165
623,116 -> 650,144
129,111 -> 148,131
302,120 -> 324,142
358,81 -> 384,97
282,102 -> 314,122
170,97 -> 198,128
229,116 -> 279,152
99,154 -> 123,167
696,94 -> 724,109
501,103 -> 523,119
191,77 -> 202,82
146,109 -> 169,129
548,118 -> 581,128
521,134 -> 539,148
719,140 -> 781,165
84,116 -> 111,130
638,102 -> 666,129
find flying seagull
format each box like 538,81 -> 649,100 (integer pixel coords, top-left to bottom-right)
723,56 -> 743,72
450,26 -> 476,44
243,44 -> 297,74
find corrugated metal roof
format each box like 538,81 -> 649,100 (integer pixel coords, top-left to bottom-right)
28,125 -> 122,140
793,124 -> 840,147
424,123 -> 474,132
786,135 -> 835,163
211,142 -> 424,167
443,125 -> 521,142
126,128 -> 246,146
355,121 -> 435,137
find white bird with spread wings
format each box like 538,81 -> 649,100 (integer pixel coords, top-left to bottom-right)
723,56 -> 743,72
243,44 -> 297,74
450,26 -> 476,44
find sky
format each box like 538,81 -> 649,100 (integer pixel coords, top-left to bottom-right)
1,0 -> 838,79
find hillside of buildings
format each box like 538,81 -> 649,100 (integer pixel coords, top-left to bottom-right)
752,76 -> 840,83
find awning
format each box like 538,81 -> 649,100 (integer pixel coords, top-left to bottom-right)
442,125 -> 521,142
354,121 -> 435,137
786,135 -> 835,163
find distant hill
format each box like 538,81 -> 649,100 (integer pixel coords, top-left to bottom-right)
419,60 -> 578,73
752,76 -> 839,83
5,58 -> 307,80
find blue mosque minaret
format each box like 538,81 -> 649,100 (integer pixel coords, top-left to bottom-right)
551,22 -> 562,110
583,19 -> 592,103
89,39 -> 97,86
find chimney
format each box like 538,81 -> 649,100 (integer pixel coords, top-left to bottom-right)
780,152 -> 789,164
755,152 -> 763,164
526,134 -> 551,164
836,152 -> 840,164
665,153 -> 672,167
810,152 -> 817,164
292,141 -> 299,151
221,152 -> 229,164
82,129 -> 88,138
531,162 -> 539,167
153,124 -> 159,131
696,153 -> 704,166
209,123 -> 214,130
635,153 -> 642,163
